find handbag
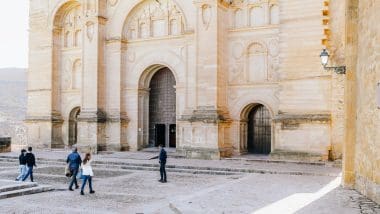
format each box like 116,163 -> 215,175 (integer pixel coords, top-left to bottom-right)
65,164 -> 71,177
77,168 -> 85,179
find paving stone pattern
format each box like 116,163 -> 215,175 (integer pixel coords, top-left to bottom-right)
0,151 -> 378,214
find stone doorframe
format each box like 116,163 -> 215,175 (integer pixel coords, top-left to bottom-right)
68,107 -> 81,147
137,64 -> 178,149
239,103 -> 275,154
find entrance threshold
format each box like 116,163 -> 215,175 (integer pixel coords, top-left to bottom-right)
224,154 -> 329,166
141,147 -> 177,153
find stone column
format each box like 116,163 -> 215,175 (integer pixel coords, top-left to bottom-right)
26,5 -> 55,149
77,0 -> 107,153
342,0 -> 358,187
177,0 -> 232,159
105,40 -> 122,151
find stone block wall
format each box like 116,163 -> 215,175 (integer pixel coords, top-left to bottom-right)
352,0 -> 380,204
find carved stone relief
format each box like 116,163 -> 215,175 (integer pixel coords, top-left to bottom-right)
229,40 -> 279,84
86,21 -> 95,42
62,59 -> 72,90
72,60 -> 82,90
124,0 -> 185,40
231,1 -> 279,29
108,0 -> 118,7
201,4 -> 212,30
62,5 -> 83,48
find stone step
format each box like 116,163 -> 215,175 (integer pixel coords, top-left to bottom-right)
0,182 -> 38,193
0,157 -> 339,177
0,156 -> 336,176
0,185 -> 53,200
223,157 -> 328,166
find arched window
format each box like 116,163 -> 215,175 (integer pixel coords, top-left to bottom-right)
140,23 -> 149,38
250,7 -> 265,27
270,5 -> 279,25
234,9 -> 244,28
72,60 -> 82,90
170,19 -> 179,35
64,31 -> 71,47
74,30 -> 82,47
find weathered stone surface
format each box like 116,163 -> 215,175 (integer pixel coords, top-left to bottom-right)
26,0 -> 338,160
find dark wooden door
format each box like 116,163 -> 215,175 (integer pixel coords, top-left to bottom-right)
68,107 -> 80,147
247,105 -> 271,154
155,124 -> 166,147
149,68 -> 176,147
169,124 -> 176,148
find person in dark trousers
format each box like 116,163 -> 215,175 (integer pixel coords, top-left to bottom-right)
22,147 -> 36,182
15,149 -> 27,181
66,147 -> 82,191
150,144 -> 167,183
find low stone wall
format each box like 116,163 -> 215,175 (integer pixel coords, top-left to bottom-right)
0,137 -> 11,153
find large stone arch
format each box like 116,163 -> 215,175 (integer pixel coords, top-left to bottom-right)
50,0 -> 83,148
107,0 -> 194,39
230,93 -> 277,120
229,91 -> 278,154
50,0 -> 80,28
130,50 -> 185,87
238,102 -> 275,154
127,51 -> 185,150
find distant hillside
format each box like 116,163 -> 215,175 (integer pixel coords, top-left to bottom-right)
0,68 -> 27,82
0,68 -> 27,149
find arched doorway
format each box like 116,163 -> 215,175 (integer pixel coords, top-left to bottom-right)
68,107 -> 81,147
247,104 -> 271,154
148,67 -> 176,148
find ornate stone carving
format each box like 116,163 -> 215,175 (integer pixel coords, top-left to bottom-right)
231,1 -> 279,29
62,59 -> 72,90
108,0 -> 118,7
124,0 -> 185,40
201,4 -> 212,30
86,21 -> 95,42
62,5 -> 83,48
268,39 -> 279,56
232,42 -> 244,59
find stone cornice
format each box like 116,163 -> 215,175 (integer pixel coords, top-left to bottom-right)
273,114 -> 331,123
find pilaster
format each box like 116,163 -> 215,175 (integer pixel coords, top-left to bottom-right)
77,0 -> 107,153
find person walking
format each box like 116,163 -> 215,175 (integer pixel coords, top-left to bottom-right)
15,149 -> 27,181
22,147 -> 36,182
150,144 -> 167,183
66,147 -> 82,191
80,153 -> 95,195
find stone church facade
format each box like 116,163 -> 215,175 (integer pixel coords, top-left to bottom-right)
27,0 -> 337,160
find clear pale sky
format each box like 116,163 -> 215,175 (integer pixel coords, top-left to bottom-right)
0,1 -> 29,68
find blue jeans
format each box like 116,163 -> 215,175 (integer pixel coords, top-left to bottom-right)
69,168 -> 79,189
16,165 -> 27,181
22,166 -> 33,182
81,175 -> 93,192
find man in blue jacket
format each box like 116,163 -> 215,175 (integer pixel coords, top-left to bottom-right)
66,147 -> 82,191
150,144 -> 167,183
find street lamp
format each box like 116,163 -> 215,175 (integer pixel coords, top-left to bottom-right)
320,49 -> 346,74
